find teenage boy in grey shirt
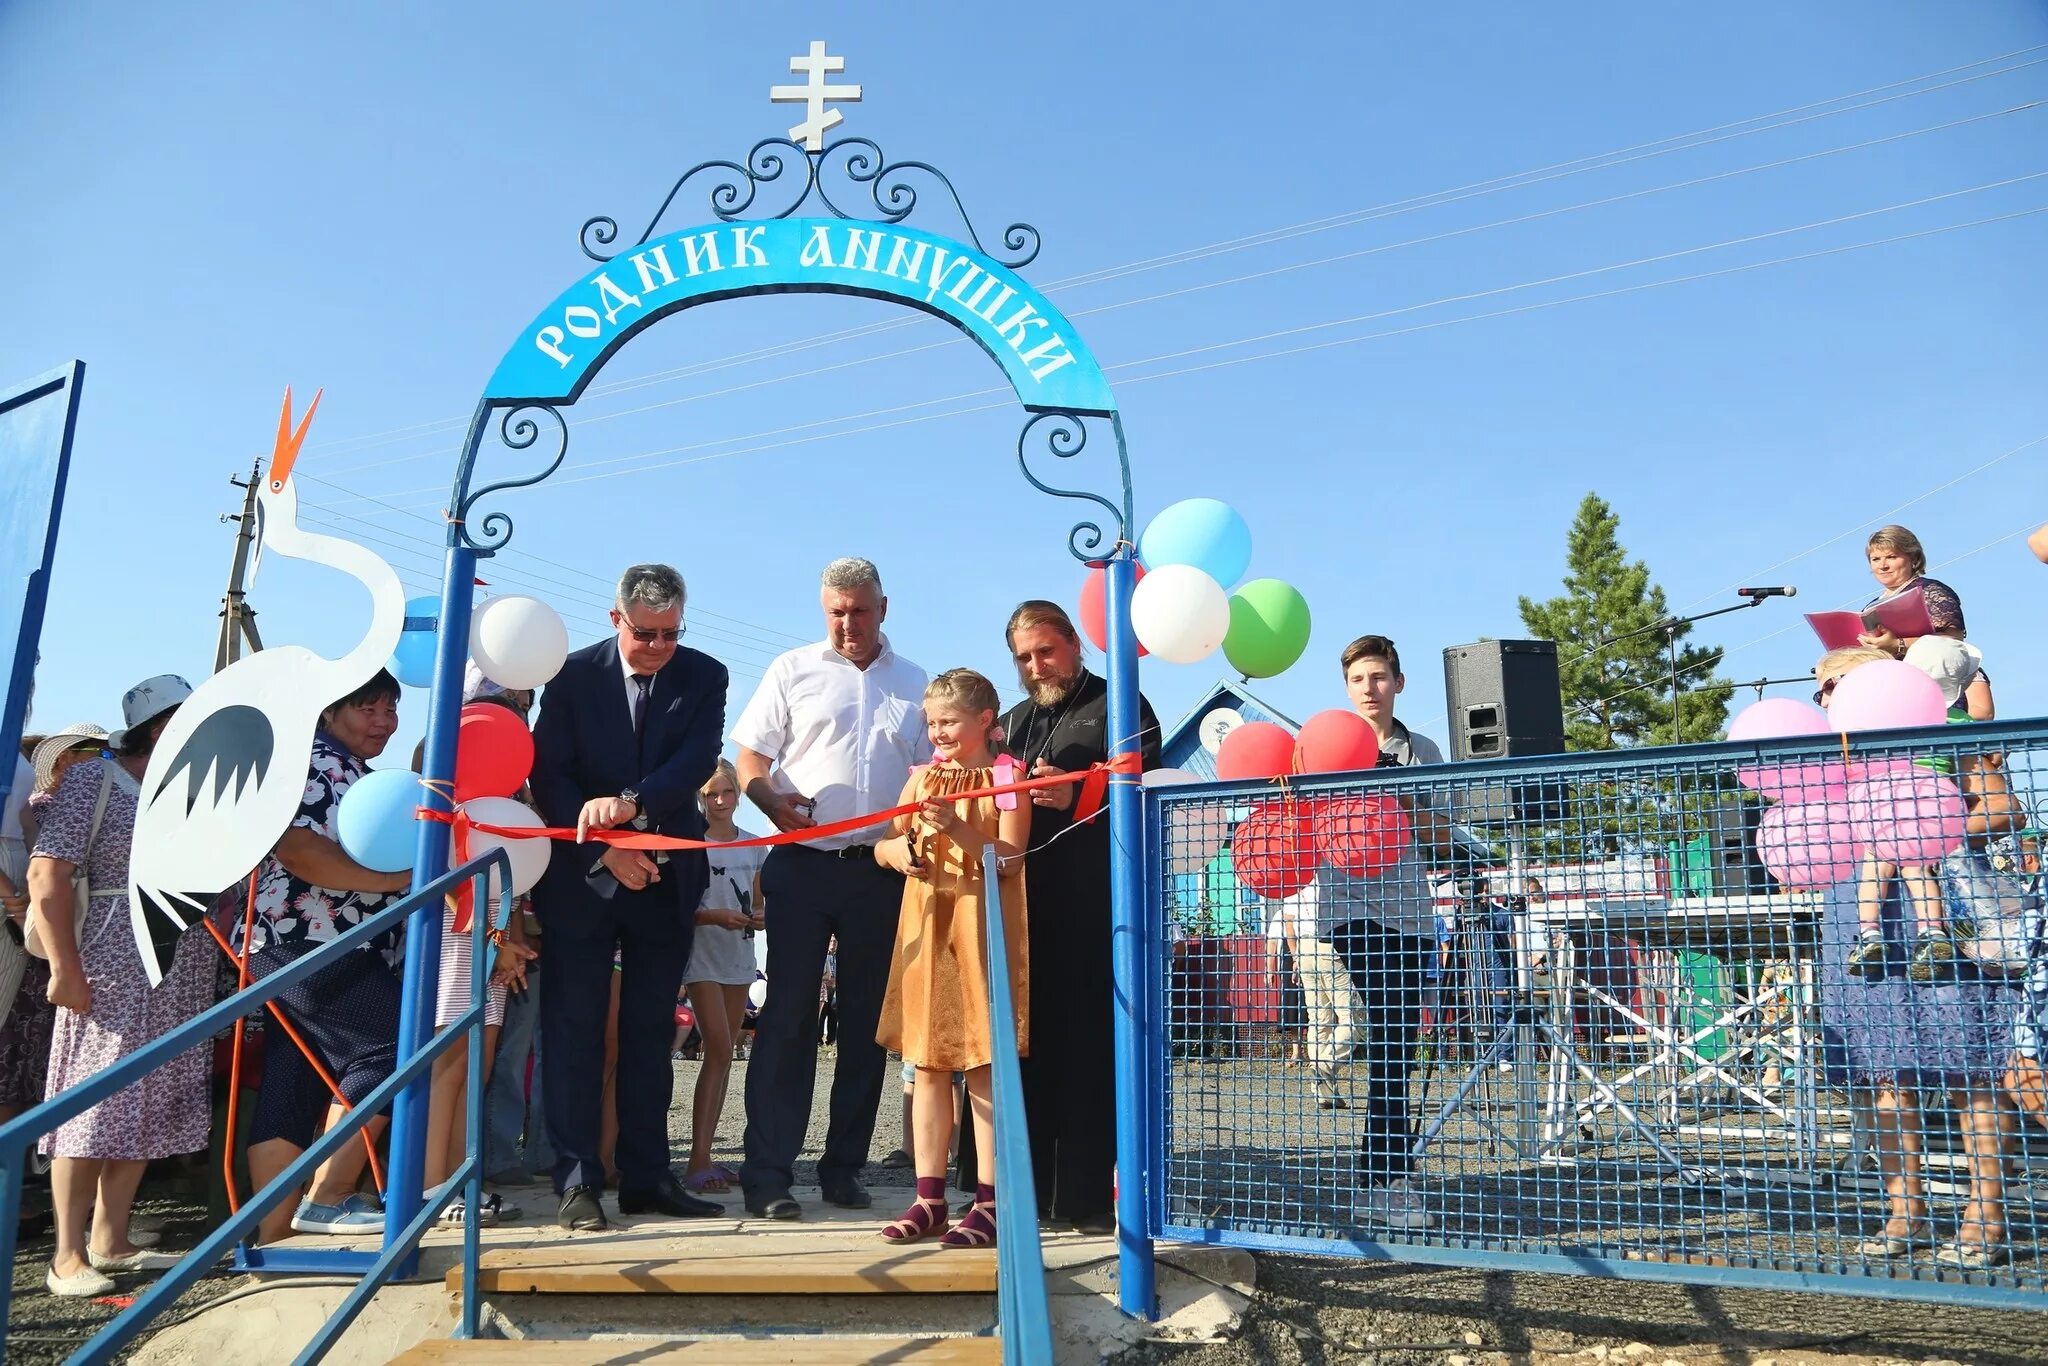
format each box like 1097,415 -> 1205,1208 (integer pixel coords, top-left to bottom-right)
1313,634 -> 1454,1231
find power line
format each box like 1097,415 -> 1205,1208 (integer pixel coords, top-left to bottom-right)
313,95 -> 2048,504
293,44 -> 2048,466
312,190 -> 2048,506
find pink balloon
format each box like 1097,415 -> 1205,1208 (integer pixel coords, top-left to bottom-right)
1738,761 -> 1849,805
1828,659 -> 1948,734
1846,771 -> 1968,865
1755,802 -> 1862,890
1728,697 -> 1831,743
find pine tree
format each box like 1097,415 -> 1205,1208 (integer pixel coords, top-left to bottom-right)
1518,493 -> 1733,751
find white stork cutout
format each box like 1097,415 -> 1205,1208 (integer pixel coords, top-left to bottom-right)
130,389 -> 407,985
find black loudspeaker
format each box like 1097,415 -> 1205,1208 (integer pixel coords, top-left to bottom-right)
1442,639 -> 1566,762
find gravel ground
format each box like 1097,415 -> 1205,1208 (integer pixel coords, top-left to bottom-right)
12,1052 -> 2046,1364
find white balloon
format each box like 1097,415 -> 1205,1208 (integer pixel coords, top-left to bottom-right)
1142,767 -> 1202,788
747,978 -> 768,1011
458,796 -> 552,909
469,595 -> 570,691
1130,564 -> 1230,665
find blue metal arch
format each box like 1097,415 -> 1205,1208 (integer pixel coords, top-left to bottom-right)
392,141 -> 1159,1323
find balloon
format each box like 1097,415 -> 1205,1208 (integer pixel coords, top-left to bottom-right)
470,595 -> 570,691
1139,498 -> 1253,589
1738,761 -> 1849,806
1232,803 -> 1317,899
389,595 -> 441,689
1216,721 -> 1296,781
1294,709 -> 1379,775
1078,564 -> 1148,657
1221,579 -> 1311,679
1847,771 -> 1968,865
1828,659 -> 1947,734
459,796 -> 551,905
1755,801 -> 1862,890
1727,697 -> 1831,744
335,769 -> 424,873
1129,564 -> 1230,665
1141,767 -> 1202,788
1166,801 -> 1235,876
455,701 -> 535,802
747,978 -> 768,1012
675,1004 -> 695,1031
1313,795 -> 1411,877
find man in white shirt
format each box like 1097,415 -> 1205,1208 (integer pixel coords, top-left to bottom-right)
733,558 -> 928,1220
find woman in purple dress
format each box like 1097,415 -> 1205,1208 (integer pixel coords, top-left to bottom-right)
28,677 -> 215,1297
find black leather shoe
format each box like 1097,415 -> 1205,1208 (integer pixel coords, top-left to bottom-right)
619,1174 -> 723,1219
558,1185 -> 608,1231
745,1191 -> 803,1221
820,1175 -> 872,1209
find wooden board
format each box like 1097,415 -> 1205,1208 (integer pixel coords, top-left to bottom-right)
447,1245 -> 999,1296
393,1337 -> 1002,1364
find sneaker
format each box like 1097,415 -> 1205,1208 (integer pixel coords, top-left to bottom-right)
1356,1177 -> 1434,1231
291,1193 -> 386,1235
1845,932 -> 1887,979
1908,932 -> 1957,983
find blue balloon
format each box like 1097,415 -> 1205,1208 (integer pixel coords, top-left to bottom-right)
335,768 -> 422,874
1139,499 -> 1253,589
389,594 -> 441,689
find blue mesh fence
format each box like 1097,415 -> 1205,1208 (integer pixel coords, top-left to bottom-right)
1146,717 -> 2048,1309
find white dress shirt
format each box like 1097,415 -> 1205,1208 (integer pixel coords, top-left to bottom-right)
729,636 -> 929,850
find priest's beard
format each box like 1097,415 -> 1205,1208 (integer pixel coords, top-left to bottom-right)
1026,668 -> 1084,710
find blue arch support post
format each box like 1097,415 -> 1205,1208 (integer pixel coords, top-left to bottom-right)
1102,546 -> 1156,1319
388,405 -> 491,1271
404,134 -> 1158,1328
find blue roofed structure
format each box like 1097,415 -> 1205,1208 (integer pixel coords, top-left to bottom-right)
1157,680 -> 1298,936
1157,678 -> 1299,779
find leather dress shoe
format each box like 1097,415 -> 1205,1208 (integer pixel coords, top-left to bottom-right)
745,1190 -> 803,1220
619,1174 -> 722,1219
820,1175 -> 872,1209
558,1184 -> 608,1231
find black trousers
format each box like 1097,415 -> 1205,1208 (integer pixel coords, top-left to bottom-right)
539,881 -> 692,1193
1329,917 -> 1431,1188
740,845 -> 901,1198
247,942 -> 403,1147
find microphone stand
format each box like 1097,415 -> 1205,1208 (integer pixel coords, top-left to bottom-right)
1590,595 -> 1776,745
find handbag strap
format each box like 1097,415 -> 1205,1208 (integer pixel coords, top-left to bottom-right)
75,763 -> 116,903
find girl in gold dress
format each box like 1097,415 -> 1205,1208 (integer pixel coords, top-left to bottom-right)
874,669 -> 1030,1247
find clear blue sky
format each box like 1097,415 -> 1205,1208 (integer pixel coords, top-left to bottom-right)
5,2 -> 2044,769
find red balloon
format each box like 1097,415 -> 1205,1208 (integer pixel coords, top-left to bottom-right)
454,702 -> 535,802
1233,802 -> 1317,899
1314,795 -> 1412,877
1294,709 -> 1379,774
1215,721 -> 1296,781
1078,564 -> 1148,656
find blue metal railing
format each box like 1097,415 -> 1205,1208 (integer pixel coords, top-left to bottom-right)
981,845 -> 1052,1365
0,850 -> 512,1362
1142,715 -> 2048,1313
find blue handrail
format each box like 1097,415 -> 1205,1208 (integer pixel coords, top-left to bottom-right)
981,845 -> 1052,1366
0,850 -> 512,1363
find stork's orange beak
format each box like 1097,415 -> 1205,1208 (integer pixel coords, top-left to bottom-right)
266,386 -> 323,493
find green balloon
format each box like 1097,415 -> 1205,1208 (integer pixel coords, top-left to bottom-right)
1223,579 -> 1312,679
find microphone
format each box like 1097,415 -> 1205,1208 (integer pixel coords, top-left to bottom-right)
1737,586 -> 1797,599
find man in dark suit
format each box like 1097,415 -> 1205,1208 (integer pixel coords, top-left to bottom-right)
530,563 -> 727,1230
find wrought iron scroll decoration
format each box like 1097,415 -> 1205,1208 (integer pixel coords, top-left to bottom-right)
454,404 -> 569,553
1016,411 -> 1133,564
580,136 -> 1039,270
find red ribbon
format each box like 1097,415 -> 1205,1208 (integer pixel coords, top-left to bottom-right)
424,751 -> 1142,924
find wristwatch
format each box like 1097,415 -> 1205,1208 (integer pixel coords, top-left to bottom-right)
619,787 -> 641,815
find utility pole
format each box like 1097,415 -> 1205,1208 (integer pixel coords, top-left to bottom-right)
215,459 -> 264,671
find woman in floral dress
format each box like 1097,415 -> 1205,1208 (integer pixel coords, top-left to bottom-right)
30,677 -> 214,1297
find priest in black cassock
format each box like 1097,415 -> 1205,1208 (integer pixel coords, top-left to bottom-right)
959,600 -> 1159,1232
